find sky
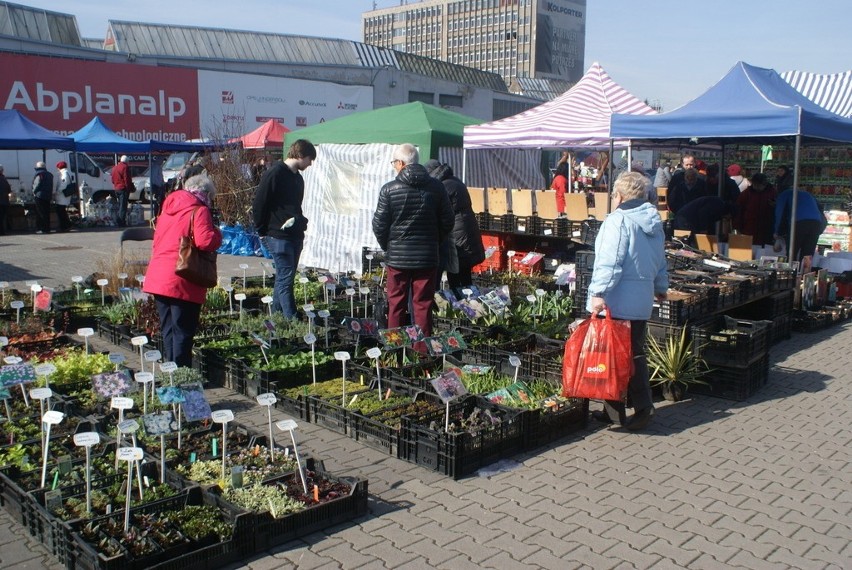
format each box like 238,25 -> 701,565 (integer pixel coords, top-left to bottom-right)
18,0 -> 852,111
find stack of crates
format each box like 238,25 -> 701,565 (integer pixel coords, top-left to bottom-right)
573,250 -> 595,317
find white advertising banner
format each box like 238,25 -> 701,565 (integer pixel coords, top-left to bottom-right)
197,70 -> 373,140
299,143 -> 391,273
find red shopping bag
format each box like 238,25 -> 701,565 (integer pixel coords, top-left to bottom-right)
562,312 -> 633,401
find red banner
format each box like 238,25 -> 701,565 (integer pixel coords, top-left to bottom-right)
0,53 -> 200,141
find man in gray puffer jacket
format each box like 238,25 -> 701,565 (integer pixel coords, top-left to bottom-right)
372,144 -> 454,340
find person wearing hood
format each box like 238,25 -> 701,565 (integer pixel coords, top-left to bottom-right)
32,161 -> 53,234
586,171 -> 668,431
53,161 -> 74,232
143,174 -> 222,367
425,159 -> 486,295
373,144 -> 454,342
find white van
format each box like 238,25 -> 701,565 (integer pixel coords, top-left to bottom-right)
0,149 -> 114,203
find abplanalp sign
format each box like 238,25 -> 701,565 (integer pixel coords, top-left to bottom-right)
0,53 -> 200,141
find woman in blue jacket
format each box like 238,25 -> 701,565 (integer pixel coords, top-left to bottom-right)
587,171 -> 669,431
773,187 -> 826,262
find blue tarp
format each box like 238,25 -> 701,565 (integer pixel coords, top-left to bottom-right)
217,224 -> 268,258
0,109 -> 75,150
610,62 -> 852,144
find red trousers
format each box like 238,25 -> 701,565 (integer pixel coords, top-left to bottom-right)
386,265 -> 436,338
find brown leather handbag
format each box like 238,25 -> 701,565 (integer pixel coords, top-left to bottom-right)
175,207 -> 218,288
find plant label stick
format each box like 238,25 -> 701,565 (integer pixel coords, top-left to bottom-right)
143,350 -> 161,402
360,287 -> 370,318
30,283 -> 42,312
111,397 -> 134,467
10,300 -> 24,325
299,276 -> 309,305
96,278 -> 108,306
261,295 -> 273,316
365,253 -> 374,275
40,410 -> 64,488
0,281 -> 8,304
159,361 -> 177,384
305,310 -> 315,336
318,275 -> 329,305
276,419 -> 308,493
234,293 -> 246,321
117,272 -> 128,289
536,288 -> 546,316
256,393 -> 277,461
304,333 -> 317,384
131,335 -> 149,372
222,284 -> 234,314
118,419 -> 144,499
135,372 -> 154,415
346,288 -> 355,317
366,347 -> 383,400
334,351 -> 351,407
71,276 -> 84,300
108,352 -> 125,372
509,355 -> 522,384
31,387 -> 52,450
211,410 -> 234,482
73,432 -> 99,514
34,363 -> 56,391
318,310 -> 330,348
117,447 -> 143,532
76,328 -> 94,355
239,263 -> 249,288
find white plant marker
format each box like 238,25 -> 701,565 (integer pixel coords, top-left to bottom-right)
317,309 -> 330,348
346,288 -> 356,317
239,263 -> 250,288
131,335 -> 148,372
10,300 -> 24,325
234,293 -> 247,321
111,396 -> 134,468
536,288 -> 546,316
117,272 -> 128,289
30,386 -> 52,451
379,262 -> 387,286
77,327 -> 94,355
366,347 -> 383,400
135,274 -> 145,287
299,276 -> 309,305
261,262 -> 273,288
117,446 -> 143,532
159,361 -> 180,448
135,372 -> 154,415
30,283 -> 42,312
211,410 -> 234,482
0,281 -> 8,304
276,419 -> 308,493
304,333 -> 317,384
334,351 -> 351,407
96,278 -> 108,305
118,419 -> 144,499
256,393 -> 277,461
222,284 -> 234,314
40,410 -> 64,488
318,275 -> 329,305
462,287 -> 473,300
303,306 -> 315,336
71,276 -> 83,300
509,355 -> 522,384
73,432 -> 99,514
34,363 -> 56,391
325,282 -> 336,307
507,250 -> 516,273
261,295 -> 273,316
360,287 -> 370,318
108,352 -> 125,372
365,253 -> 374,275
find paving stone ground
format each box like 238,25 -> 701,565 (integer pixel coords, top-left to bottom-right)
0,228 -> 850,569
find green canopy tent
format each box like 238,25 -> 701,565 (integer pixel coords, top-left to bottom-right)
283,101 -> 481,160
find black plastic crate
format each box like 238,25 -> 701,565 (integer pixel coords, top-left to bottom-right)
646,322 -> 689,345
651,290 -> 709,325
692,316 -> 770,366
580,219 -> 602,245
690,354 -> 769,401
350,412 -> 399,457
398,396 -> 525,479
522,398 -> 588,449
574,250 -> 596,274
769,312 -> 792,345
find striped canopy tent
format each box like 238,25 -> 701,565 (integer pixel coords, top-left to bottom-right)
781,70 -> 852,118
464,62 -> 656,150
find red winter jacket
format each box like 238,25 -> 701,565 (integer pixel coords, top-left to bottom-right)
111,161 -> 133,191
143,190 -> 222,304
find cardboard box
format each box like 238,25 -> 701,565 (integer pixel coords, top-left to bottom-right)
727,234 -> 754,261
510,189 -> 535,216
468,187 -> 486,213
565,193 -> 588,221
487,187 -> 510,215
536,190 -> 560,219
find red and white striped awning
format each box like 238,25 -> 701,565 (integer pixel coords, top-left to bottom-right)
781,70 -> 852,118
463,62 -> 656,149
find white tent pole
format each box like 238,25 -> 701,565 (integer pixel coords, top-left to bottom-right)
607,138 -> 615,214
462,148 -> 467,183
789,135 -> 802,263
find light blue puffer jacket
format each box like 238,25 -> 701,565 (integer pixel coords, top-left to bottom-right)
585,199 -> 669,320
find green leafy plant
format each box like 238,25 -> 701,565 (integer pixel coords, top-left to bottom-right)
646,328 -> 710,399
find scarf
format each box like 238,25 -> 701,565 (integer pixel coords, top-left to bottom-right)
186,188 -> 211,208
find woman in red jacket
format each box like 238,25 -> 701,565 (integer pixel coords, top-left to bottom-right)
143,174 -> 222,367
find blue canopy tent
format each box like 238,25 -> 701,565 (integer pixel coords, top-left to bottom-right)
0,109 -> 74,149
70,117 -> 150,153
610,61 -> 852,259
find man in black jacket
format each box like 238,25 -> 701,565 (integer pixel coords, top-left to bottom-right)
373,144 -> 454,340
32,161 -> 53,234
252,139 -> 316,318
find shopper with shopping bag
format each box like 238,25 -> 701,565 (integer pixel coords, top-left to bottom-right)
571,171 -> 669,431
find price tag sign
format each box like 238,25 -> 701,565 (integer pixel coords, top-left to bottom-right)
276,419 -> 298,432
318,275 -> 329,284
462,288 -> 473,297
334,351 -> 351,361
359,287 -> 370,295
10,300 -> 24,310
117,272 -> 128,280
159,362 -> 178,373
135,275 -> 145,284
135,372 -> 154,384
303,303 -> 315,312
305,310 -> 316,320
144,350 -> 161,362
30,283 -> 43,293
117,447 -> 143,462
298,277 -> 309,284
256,393 -> 277,406
108,353 -> 126,365
131,335 -> 149,346
345,288 -> 356,296
261,295 -> 273,305
304,333 -> 317,345
35,363 -> 57,376
118,419 -> 140,433
366,347 -> 382,359
42,410 -> 64,425
211,409 -> 234,423
535,289 -> 546,297
77,328 -> 94,338
71,276 -> 84,284
317,310 -> 330,318
3,356 -> 22,365
509,355 -> 522,368
239,263 -> 250,270
30,387 -> 52,400
96,279 -> 108,287
234,293 -> 247,301
111,397 -> 134,410
73,432 -> 100,447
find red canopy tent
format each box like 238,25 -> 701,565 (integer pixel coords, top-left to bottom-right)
232,119 -> 290,149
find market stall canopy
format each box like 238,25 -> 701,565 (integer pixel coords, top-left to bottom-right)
781,69 -> 852,118
0,109 -> 75,150
70,117 -> 150,153
463,62 -> 657,149
233,119 -> 290,149
610,62 -> 852,145
285,101 -> 481,160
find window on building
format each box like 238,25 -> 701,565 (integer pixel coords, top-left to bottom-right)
439,93 -> 464,108
409,91 -> 434,104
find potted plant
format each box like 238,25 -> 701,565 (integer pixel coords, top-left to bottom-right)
646,327 -> 709,402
